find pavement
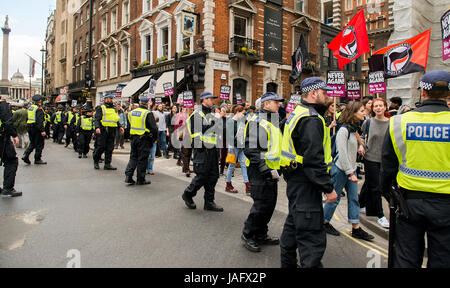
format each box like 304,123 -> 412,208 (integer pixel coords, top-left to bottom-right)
0,140 -> 391,268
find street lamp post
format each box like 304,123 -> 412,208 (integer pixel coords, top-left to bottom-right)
40,46 -> 46,97
85,0 -> 94,109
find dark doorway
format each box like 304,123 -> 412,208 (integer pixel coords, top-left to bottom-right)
233,78 -> 247,104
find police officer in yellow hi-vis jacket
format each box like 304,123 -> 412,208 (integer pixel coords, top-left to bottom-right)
22,94 -> 47,165
381,70 -> 450,268
241,92 -> 284,253
93,93 -> 123,170
279,77 -> 338,268
125,95 -> 157,185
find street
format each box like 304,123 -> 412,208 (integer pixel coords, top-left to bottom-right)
0,141 -> 389,268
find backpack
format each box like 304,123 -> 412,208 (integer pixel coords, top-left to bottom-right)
331,124 -> 351,161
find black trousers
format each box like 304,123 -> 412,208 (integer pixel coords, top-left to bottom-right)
280,174 -> 326,268
243,165 -> 278,239
44,123 -> 50,138
56,124 -> 64,143
125,135 -> 152,182
360,159 -> 384,218
393,197 -> 450,268
184,148 -> 219,202
24,126 -> 45,161
0,136 -> 18,189
65,126 -> 72,145
78,130 -> 93,155
93,127 -> 116,165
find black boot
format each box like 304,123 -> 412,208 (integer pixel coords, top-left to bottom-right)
204,201 -> 224,212
94,162 -> 100,170
241,234 -> 261,253
182,193 -> 196,210
22,155 -> 31,165
136,180 -> 151,185
78,154 -> 82,159
125,175 -> 136,185
104,165 -> 117,171
34,160 -> 47,165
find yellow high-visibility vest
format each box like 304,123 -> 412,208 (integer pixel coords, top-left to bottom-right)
27,105 -> 38,124
100,105 -> 120,127
280,104 -> 332,172
390,111 -> 450,194
128,108 -> 150,135
244,114 -> 282,170
187,110 -> 217,145
80,116 -> 93,131
55,111 -> 62,124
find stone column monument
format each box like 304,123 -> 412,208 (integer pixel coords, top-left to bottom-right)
0,16 -> 11,98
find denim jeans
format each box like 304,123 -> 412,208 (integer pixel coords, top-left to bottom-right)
226,148 -> 249,183
323,164 -> 360,224
147,143 -> 157,172
158,131 -> 167,156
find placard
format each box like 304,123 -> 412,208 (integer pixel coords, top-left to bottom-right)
71,100 -> 78,107
347,80 -> 361,99
177,93 -> 184,105
155,97 -> 162,105
327,71 -> 345,97
441,10 -> 450,61
115,84 -> 126,98
220,85 -> 231,101
286,94 -> 302,112
236,93 -> 243,105
368,71 -> 386,94
183,91 -> 194,108
148,79 -> 157,99
163,82 -> 174,97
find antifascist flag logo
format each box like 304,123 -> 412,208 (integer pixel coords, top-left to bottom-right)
369,30 -> 430,79
296,58 -> 302,73
339,26 -> 358,59
383,44 -> 413,77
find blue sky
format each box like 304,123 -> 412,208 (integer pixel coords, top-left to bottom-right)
0,0 -> 56,80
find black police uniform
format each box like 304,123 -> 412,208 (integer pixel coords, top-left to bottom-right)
76,112 -> 94,158
242,109 -> 281,251
93,103 -> 121,169
64,110 -> 75,148
23,101 -> 46,164
182,104 -> 222,211
125,105 -> 158,185
381,99 -> 450,268
280,100 -> 334,268
0,101 -> 19,195
69,111 -> 79,152
50,109 -> 65,144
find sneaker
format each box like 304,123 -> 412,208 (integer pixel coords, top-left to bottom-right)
360,207 -> 366,214
352,227 -> 375,241
377,217 -> 390,229
323,223 -> 340,236
241,234 -> 261,253
1,188 -> 22,198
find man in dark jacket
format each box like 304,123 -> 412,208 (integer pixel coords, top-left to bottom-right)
0,100 -> 21,197
22,94 -> 47,165
279,77 -> 338,268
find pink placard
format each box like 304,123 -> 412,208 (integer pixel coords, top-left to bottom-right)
368,72 -> 386,94
327,71 -> 346,97
347,80 -> 361,99
220,85 -> 231,101
183,91 -> 194,108
442,10 -> 450,61
286,94 -> 301,112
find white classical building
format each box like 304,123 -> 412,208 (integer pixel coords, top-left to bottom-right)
8,70 -> 42,101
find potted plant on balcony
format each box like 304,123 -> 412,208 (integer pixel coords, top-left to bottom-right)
303,61 -> 317,74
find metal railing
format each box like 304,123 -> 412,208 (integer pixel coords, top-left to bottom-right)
230,36 -> 261,58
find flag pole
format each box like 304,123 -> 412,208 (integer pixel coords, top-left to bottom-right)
333,97 -> 336,135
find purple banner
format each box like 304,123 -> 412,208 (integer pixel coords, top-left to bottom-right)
347,80 -> 361,99
442,10 -> 450,61
220,85 -> 231,101
286,94 -> 302,112
327,71 -> 346,97
368,71 -> 386,94
183,91 -> 194,108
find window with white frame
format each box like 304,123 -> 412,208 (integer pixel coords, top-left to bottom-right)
357,0 -> 363,6
101,53 -> 107,80
122,1 -> 130,25
346,0 -> 353,11
110,48 -> 117,77
80,38 -> 83,53
143,0 -> 152,13
75,16 -> 78,29
86,33 -> 89,48
234,15 -> 247,39
121,43 -> 129,74
102,14 -> 107,38
93,57 -> 97,79
161,27 -> 169,58
111,8 -> 117,31
92,28 -> 96,44
74,41 -> 78,55
80,11 -> 83,25
145,35 -> 152,62
295,0 -> 304,12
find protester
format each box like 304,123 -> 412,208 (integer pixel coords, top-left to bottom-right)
388,97 -> 402,116
152,104 -> 170,159
323,101 -> 374,241
359,98 -> 390,228
219,106 -> 229,175
166,105 -> 179,159
12,105 -> 29,149
115,106 -> 127,149
324,100 -> 337,132
362,96 -> 373,120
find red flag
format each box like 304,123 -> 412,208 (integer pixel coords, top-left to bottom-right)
369,29 -> 431,78
29,57 -> 37,78
328,9 -> 370,70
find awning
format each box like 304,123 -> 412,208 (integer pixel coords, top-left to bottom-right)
121,75 -> 152,98
154,70 -> 185,97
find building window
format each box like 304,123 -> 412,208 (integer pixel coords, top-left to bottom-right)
80,11 -> 83,25
111,8 -> 117,31
86,33 -> 89,48
86,6 -> 90,20
110,48 -> 117,77
234,15 -> 247,38
92,28 -> 96,44
182,35 -> 191,52
101,54 -> 107,80
295,0 -> 304,12
93,57 -> 97,79
293,30 -> 308,52
324,1 -> 333,24
80,38 -> 83,53
145,35 -> 152,62
74,41 -> 78,55
75,16 -> 78,29
322,43 -> 330,67
122,1 -> 130,25
121,43 -> 129,74
93,0 -> 97,14
102,15 -> 107,38
143,0 -> 152,14
346,0 -> 353,11
266,82 -> 278,94
357,0 -> 363,6
160,27 -> 169,58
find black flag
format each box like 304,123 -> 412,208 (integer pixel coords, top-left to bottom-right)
289,34 -> 309,84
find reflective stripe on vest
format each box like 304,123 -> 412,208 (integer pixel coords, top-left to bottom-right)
280,104 -> 332,172
244,114 -> 282,170
390,111 -> 450,194
187,110 -> 217,145
81,116 -> 93,131
101,105 -> 120,127
128,108 -> 150,135
27,105 -> 38,124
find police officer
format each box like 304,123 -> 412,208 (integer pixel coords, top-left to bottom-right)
64,106 -> 74,147
241,92 -> 284,253
125,95 -> 157,185
279,77 -> 338,268
69,106 -> 80,152
44,107 -> 51,139
76,107 -> 94,159
93,94 -> 123,170
181,92 -> 223,212
51,105 -> 65,144
22,94 -> 47,165
0,99 -> 21,197
381,70 -> 450,268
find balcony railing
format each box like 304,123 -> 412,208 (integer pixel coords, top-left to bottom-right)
229,36 -> 261,62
